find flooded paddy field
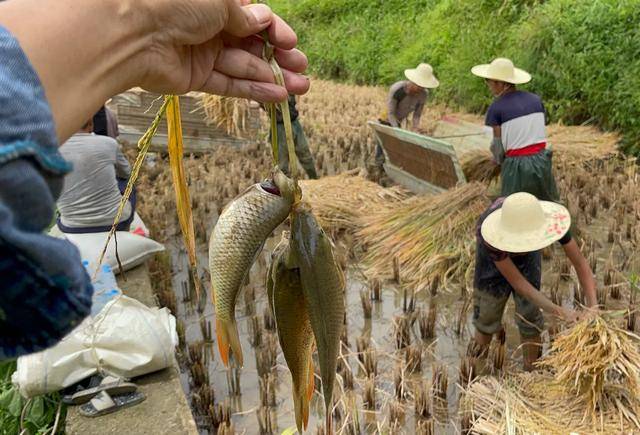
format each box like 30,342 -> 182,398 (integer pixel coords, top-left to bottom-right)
136,80 -> 639,434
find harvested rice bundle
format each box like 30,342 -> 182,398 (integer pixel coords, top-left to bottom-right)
299,172 -> 409,235
357,182 -> 490,290
537,312 -> 640,422
198,94 -> 250,138
547,124 -> 620,163
460,150 -> 500,184
465,371 -> 638,434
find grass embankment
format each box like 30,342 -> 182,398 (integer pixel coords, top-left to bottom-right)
268,0 -> 640,153
0,362 -> 65,434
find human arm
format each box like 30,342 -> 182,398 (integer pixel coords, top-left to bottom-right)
562,239 -> 598,308
411,100 -> 425,131
494,257 -> 578,321
0,0 -> 309,143
489,126 -> 505,164
387,90 -> 400,128
115,146 -> 132,179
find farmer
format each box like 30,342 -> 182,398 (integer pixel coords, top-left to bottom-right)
0,0 -> 308,360
56,118 -> 136,233
472,192 -> 597,371
471,58 -> 559,201
266,94 -> 319,179
375,63 -> 439,166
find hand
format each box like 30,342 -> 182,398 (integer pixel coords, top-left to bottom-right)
556,306 -> 579,323
139,0 -> 309,101
578,306 -> 599,321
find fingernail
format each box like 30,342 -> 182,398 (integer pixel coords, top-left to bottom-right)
250,4 -> 271,25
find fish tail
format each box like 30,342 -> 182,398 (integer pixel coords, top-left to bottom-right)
293,383 -> 311,433
307,358 -> 315,402
215,318 -> 244,367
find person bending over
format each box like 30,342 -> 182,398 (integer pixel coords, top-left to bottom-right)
472,192 -> 597,371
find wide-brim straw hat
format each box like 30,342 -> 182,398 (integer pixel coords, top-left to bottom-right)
471,57 -> 531,85
481,192 -> 571,253
405,63 -> 440,89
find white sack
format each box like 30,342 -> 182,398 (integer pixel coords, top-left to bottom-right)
64,231 -> 164,273
13,296 -> 177,398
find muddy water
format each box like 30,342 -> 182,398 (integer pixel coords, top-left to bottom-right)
166,204 -> 637,434
169,236 -> 522,434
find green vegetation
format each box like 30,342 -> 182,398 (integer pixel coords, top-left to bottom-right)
268,0 -> 640,153
0,361 -> 66,434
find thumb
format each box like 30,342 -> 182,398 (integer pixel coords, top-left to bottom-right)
224,2 -> 272,38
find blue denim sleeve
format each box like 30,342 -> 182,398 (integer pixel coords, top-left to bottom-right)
0,26 -> 92,360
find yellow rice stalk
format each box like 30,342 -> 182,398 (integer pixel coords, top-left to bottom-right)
167,96 -> 202,299
460,150 -> 501,184
357,182 -> 489,290
96,96 -> 171,275
198,94 -> 249,138
466,370 -> 639,434
299,172 -> 409,234
536,311 -> 640,423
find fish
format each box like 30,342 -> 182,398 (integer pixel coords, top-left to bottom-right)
290,202 -> 346,433
267,232 -> 315,433
209,169 -> 295,367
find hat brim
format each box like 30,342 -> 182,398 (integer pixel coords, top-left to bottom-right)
471,64 -> 531,85
480,201 -> 571,253
405,69 -> 440,89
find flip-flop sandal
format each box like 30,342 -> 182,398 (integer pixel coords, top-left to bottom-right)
79,390 -> 146,418
69,375 -> 137,405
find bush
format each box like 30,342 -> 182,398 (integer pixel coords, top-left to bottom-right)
268,0 -> 640,153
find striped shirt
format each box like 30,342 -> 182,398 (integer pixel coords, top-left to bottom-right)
485,91 -> 547,152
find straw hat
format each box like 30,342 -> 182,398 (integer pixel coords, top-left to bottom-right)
481,192 -> 571,253
404,63 -> 440,89
471,58 -> 531,85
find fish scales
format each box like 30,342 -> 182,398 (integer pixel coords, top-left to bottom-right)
210,177 -> 293,367
291,203 -> 345,433
267,233 -> 315,433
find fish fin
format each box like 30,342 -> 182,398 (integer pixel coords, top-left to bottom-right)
307,359 -> 315,402
215,318 -> 244,367
293,384 -> 310,433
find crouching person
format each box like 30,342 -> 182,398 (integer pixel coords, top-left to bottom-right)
472,192 -> 597,371
56,118 -> 136,233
